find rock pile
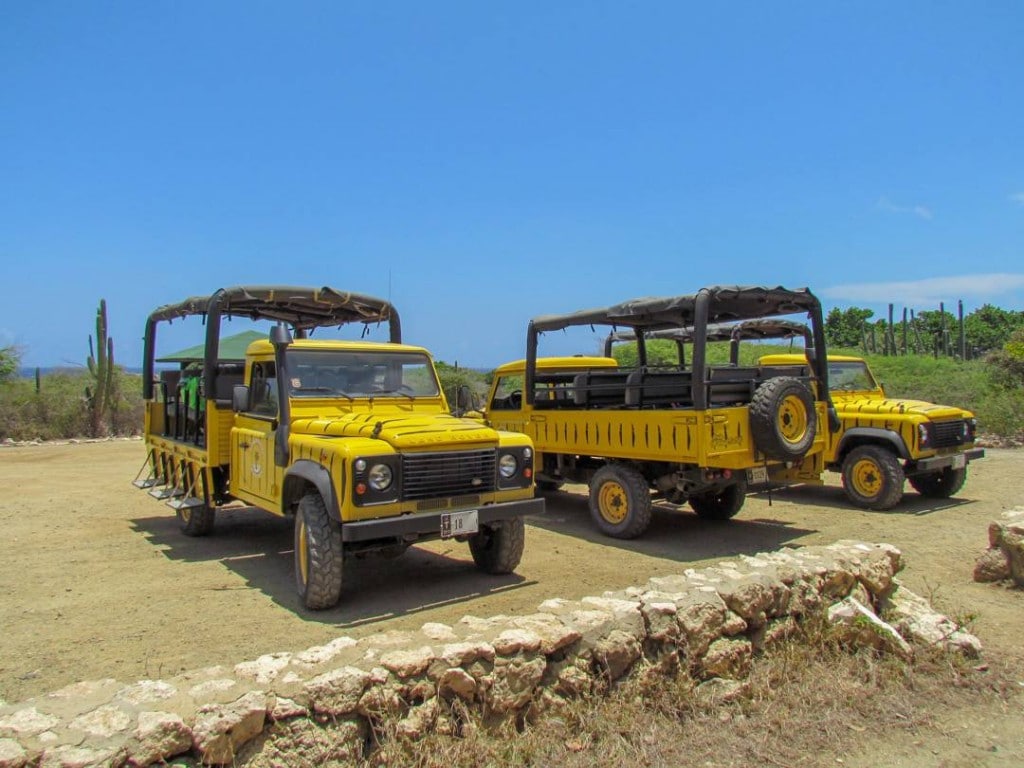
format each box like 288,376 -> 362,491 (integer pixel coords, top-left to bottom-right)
0,540 -> 980,768
974,507 -> 1024,585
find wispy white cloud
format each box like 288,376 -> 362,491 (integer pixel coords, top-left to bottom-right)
876,196 -> 933,220
1010,192 -> 1024,206
821,274 -> 1024,307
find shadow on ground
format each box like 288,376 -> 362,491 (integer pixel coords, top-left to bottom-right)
531,488 -> 815,562
749,483 -> 976,516
130,509 -> 534,628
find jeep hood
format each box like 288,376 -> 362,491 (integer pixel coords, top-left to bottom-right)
289,412 -> 498,449
833,395 -> 968,420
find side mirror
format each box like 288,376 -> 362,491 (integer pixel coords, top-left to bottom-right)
232,385 -> 251,412
270,324 -> 293,347
454,384 -> 480,415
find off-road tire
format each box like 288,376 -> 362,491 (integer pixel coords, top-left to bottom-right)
908,466 -> 967,499
177,505 -> 215,537
841,445 -> 905,510
294,492 -> 344,610
469,518 -> 525,574
588,463 -> 653,539
750,377 -> 817,461
689,478 -> 747,520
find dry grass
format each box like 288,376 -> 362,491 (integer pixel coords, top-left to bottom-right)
357,621 -> 1018,768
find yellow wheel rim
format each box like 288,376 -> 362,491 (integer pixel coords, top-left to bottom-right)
777,394 -> 809,445
297,519 -> 309,586
597,480 -> 629,524
851,458 -> 882,497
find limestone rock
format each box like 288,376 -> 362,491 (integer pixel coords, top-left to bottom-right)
304,667 -> 371,717
828,597 -> 912,659
192,690 -> 268,765
380,646 -> 435,679
234,652 -> 293,684
493,629 -> 543,656
593,630 -> 641,681
438,668 -> 477,701
974,548 -> 1011,583
0,738 -> 27,768
114,680 -> 177,707
698,638 -> 753,680
69,704 -> 131,738
129,711 -> 192,767
486,656 -> 546,714
39,744 -> 125,768
292,637 -> 357,666
437,641 -> 495,668
0,708 -> 60,738
883,587 -> 982,658
508,614 -> 581,655
396,698 -> 439,740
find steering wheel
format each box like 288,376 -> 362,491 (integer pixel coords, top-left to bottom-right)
507,390 -> 522,409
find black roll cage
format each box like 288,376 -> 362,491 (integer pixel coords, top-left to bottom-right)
525,286 -> 831,411
142,285 -> 402,402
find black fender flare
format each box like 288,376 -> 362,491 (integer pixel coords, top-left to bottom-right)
283,460 -> 343,522
837,428 -> 910,461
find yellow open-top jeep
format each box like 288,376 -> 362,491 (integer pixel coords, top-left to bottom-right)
760,349 -> 984,509
135,286 -> 541,609
622,317 -> 985,510
483,286 -> 836,539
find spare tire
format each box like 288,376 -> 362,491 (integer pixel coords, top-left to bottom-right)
749,377 -> 816,460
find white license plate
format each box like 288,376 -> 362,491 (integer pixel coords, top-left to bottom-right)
747,466 -> 768,484
441,509 -> 479,539
951,454 -> 966,469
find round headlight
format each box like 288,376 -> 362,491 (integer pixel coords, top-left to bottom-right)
499,454 -> 518,478
523,447 -> 532,461
368,463 -> 393,491
354,459 -> 367,473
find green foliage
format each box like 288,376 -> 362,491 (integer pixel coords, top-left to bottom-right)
0,369 -> 143,441
0,345 -> 21,383
85,299 -> 116,437
434,361 -> 490,413
825,307 -> 874,348
610,339 -> 680,368
985,328 -> 1024,391
965,304 -> 1024,354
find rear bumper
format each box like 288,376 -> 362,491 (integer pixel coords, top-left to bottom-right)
911,447 -> 985,474
340,498 -> 545,543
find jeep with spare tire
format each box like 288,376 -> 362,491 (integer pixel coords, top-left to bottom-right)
482,286 -> 836,539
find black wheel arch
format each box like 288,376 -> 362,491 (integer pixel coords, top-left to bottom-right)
836,429 -> 911,463
284,460 -> 343,521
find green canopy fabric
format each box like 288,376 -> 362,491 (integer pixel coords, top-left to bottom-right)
157,330 -> 265,363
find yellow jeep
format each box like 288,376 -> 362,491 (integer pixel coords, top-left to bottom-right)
483,287 -> 836,539
760,352 -> 984,509
619,317 -> 985,510
135,286 -> 541,609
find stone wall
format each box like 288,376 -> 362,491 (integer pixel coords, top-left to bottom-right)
0,540 -> 981,768
974,507 -> 1024,585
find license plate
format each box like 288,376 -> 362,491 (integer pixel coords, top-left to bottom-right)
441,509 -> 479,539
951,454 -> 966,469
747,466 -> 768,484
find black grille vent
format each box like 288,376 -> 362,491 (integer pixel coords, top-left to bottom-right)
931,420 -> 966,448
402,450 -> 495,501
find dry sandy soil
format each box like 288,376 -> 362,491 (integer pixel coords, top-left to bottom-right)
0,440 -> 1022,765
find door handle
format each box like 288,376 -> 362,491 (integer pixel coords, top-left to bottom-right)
238,441 -> 250,449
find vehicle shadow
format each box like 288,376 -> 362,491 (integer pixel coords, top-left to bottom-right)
534,488 -> 815,563
749,483 -> 976,516
129,508 -> 535,627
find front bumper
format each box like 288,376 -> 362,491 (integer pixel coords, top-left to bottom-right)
911,447 -> 985,474
340,498 -> 545,543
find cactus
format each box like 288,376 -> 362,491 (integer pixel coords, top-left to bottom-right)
85,299 -> 116,437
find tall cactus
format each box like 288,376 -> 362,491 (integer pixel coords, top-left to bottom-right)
85,299 -> 115,437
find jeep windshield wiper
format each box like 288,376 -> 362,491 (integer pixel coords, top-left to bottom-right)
375,388 -> 415,401
293,386 -> 353,401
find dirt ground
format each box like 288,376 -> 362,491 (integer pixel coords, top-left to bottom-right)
1,440 -> 1022,765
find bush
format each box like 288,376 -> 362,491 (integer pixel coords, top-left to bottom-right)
0,369 -> 143,441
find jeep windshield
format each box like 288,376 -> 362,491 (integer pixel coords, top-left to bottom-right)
827,361 -> 878,392
286,349 -> 440,398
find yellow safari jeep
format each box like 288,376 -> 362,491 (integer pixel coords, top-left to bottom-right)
135,286 -> 541,609
618,317 -> 985,510
483,286 -> 836,539
760,352 -> 984,509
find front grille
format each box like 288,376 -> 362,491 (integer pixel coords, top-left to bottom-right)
931,420 -> 966,448
402,450 -> 496,501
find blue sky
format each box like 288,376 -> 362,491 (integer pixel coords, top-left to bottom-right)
2,2 -> 1022,368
